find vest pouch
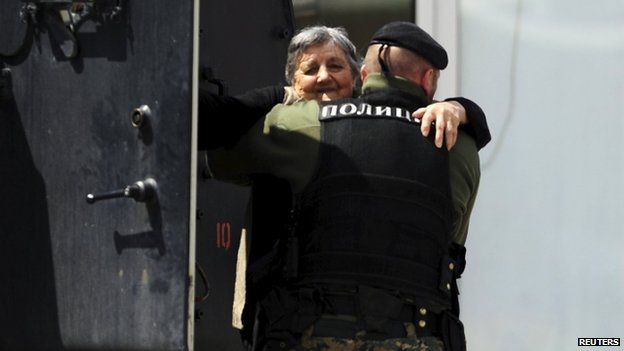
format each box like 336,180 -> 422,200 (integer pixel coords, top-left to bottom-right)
439,255 -> 456,297
260,288 -> 298,330
257,288 -> 320,350
356,285 -> 404,335
441,311 -> 466,351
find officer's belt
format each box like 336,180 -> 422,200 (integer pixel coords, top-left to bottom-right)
316,294 -> 441,337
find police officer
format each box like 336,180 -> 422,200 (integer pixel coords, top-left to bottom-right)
208,22 -> 479,351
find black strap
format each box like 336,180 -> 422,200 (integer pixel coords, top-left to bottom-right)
258,288 -> 320,333
448,243 -> 467,317
0,9 -> 34,60
311,286 -> 444,339
377,43 -> 390,76
298,252 -> 450,305
311,316 -> 440,340
449,243 -> 466,277
441,312 -> 467,351
0,65 -> 13,102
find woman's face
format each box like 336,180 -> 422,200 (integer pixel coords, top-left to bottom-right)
293,41 -> 355,102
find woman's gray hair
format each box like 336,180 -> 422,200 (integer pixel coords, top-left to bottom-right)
285,26 -> 360,85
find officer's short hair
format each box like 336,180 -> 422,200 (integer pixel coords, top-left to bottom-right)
285,26 -> 359,86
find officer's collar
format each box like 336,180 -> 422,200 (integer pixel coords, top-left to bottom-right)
361,73 -> 428,101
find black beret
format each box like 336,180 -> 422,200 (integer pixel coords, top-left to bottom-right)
370,21 -> 448,70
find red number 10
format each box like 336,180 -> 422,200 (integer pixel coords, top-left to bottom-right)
216,222 -> 231,250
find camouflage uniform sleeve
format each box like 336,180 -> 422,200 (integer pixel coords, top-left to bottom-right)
207,101 -> 321,194
449,130 -> 481,245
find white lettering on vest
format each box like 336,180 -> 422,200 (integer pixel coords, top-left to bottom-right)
356,103 -> 372,115
396,107 -> 411,120
374,106 -> 393,116
321,105 -> 338,118
339,103 -> 358,115
321,103 -> 418,124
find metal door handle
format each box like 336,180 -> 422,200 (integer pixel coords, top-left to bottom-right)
86,178 -> 157,204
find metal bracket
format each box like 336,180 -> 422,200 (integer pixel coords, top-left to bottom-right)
200,66 -> 228,96
20,0 -> 125,59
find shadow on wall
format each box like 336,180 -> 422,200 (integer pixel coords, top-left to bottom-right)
0,67 -> 64,350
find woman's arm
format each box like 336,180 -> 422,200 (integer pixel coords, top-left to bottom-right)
198,85 -> 285,149
445,97 -> 491,150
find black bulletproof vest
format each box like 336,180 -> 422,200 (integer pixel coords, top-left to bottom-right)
293,87 -> 457,310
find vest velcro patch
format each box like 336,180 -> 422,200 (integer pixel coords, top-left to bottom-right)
319,102 -> 420,124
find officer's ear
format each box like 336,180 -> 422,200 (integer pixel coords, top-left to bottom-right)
360,64 -> 368,82
421,68 -> 440,100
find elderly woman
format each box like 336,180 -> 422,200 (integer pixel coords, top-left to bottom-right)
283,26 -> 359,103
199,26 -> 490,151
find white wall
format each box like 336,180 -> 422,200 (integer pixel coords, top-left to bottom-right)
458,0 -> 624,350
416,0 -> 459,98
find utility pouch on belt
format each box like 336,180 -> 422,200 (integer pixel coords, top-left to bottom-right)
441,311 -> 466,351
439,255 -> 456,297
356,285 -> 404,331
448,243 -> 467,317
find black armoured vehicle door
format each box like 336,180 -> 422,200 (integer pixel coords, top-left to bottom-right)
1,1 -> 199,349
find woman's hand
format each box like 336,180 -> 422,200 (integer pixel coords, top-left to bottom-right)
413,100 -> 467,150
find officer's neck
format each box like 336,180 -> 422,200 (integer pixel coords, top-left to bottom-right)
362,73 -> 429,101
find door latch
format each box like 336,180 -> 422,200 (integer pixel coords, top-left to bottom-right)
86,178 -> 157,204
